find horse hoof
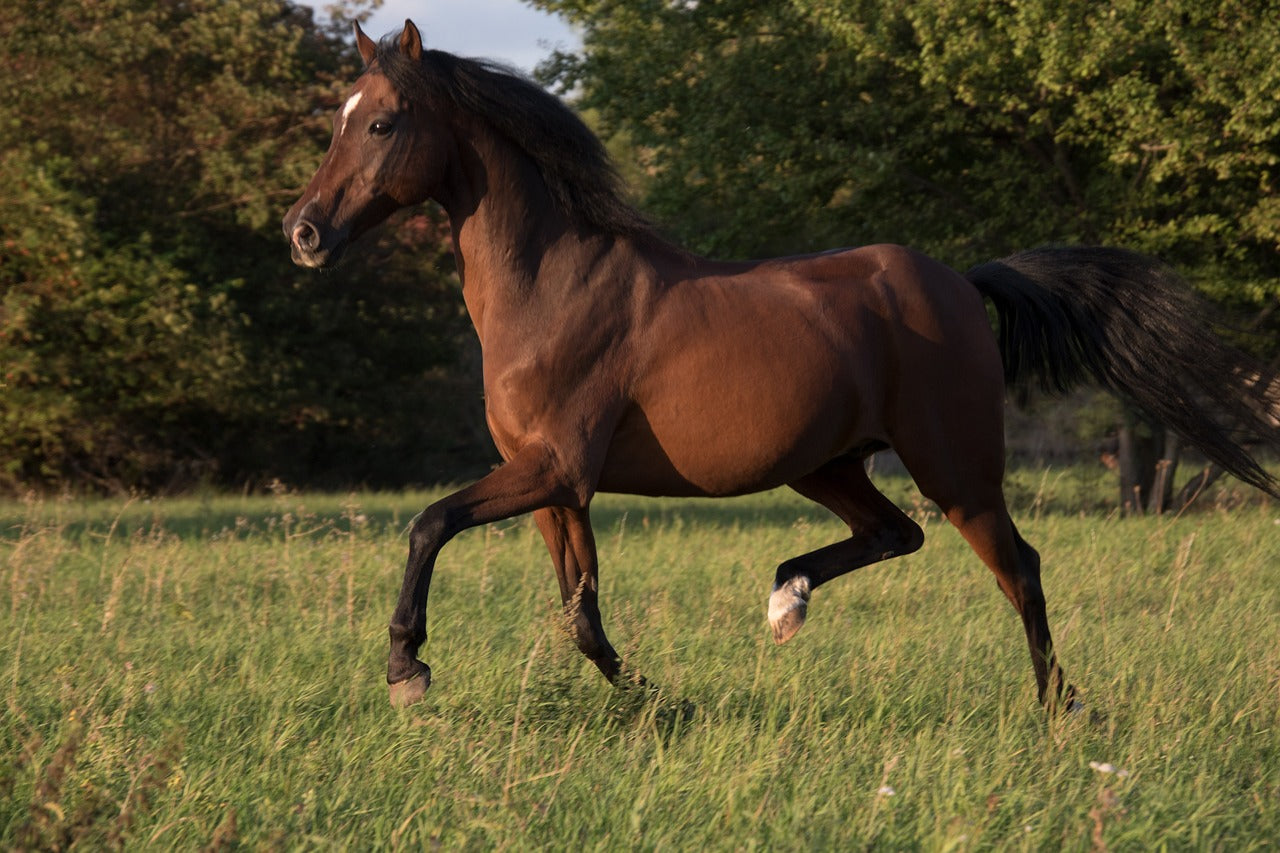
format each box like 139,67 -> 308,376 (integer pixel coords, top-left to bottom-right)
1045,684 -> 1082,716
388,667 -> 431,708
768,576 -> 811,645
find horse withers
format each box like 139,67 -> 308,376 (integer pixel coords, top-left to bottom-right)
284,20 -> 1280,710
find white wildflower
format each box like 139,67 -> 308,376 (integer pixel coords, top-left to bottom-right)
1089,760 -> 1130,779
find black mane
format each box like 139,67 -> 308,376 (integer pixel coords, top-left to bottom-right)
374,40 -> 655,239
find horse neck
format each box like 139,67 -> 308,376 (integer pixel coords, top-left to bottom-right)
438,120 -> 584,342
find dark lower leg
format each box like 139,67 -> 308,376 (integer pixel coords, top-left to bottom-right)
385,442 -> 581,703
948,504 -> 1073,709
772,522 -> 924,591
388,512 -> 443,686
534,507 -> 624,683
1009,527 -> 1073,708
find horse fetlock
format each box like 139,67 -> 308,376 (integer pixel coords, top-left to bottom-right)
768,575 -> 812,645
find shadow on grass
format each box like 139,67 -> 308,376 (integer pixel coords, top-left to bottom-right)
0,491 -> 851,544
3,460 -> 1218,544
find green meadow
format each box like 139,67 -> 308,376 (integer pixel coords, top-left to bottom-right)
3,469 -> 1278,849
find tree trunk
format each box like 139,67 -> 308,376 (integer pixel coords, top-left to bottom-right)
1116,409 -> 1227,515
1117,406 -> 1165,515
1146,428 -> 1180,515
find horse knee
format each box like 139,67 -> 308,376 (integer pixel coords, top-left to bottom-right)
408,505 -> 454,555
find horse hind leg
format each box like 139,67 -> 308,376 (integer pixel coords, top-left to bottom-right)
946,500 -> 1074,709
884,322 -> 1077,710
904,453 -> 1076,710
770,456 -> 925,644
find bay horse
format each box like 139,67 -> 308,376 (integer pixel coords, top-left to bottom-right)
284,20 -> 1280,710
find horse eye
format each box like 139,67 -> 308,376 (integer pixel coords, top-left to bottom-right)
369,120 -> 394,137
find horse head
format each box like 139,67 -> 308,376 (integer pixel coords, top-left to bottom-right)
283,20 -> 451,268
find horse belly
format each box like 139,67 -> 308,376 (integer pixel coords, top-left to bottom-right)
597,341 -> 880,497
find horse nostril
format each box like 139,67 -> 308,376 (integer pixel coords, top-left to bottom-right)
292,221 -> 320,252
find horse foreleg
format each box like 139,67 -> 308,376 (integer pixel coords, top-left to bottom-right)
532,506 -> 628,684
388,442 -> 582,707
771,457 -> 924,644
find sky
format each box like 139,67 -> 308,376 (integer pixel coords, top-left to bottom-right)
300,1 -> 581,72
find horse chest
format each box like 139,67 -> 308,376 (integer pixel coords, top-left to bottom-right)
480,347 -> 625,462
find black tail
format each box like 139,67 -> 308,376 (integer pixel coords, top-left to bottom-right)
965,246 -> 1280,498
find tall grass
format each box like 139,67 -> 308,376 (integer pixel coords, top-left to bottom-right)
2,470 -> 1277,849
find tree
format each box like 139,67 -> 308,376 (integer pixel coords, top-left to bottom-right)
535,0 -> 1280,508
0,0 -> 485,492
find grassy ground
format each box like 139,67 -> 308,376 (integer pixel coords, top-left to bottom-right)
2,468 -> 1278,849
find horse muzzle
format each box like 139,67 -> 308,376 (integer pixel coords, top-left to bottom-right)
283,208 -> 348,269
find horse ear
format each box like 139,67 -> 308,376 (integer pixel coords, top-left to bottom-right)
398,19 -> 423,61
354,20 -> 377,67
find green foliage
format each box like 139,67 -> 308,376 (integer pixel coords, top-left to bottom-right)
538,0 -> 875,257
0,0 -> 484,493
7,0 -> 1277,493
2,480 -> 1278,846
536,0 -> 1280,343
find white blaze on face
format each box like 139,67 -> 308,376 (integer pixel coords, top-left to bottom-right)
340,91 -> 364,136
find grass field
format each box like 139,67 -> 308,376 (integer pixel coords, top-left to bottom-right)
3,467 -> 1278,849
